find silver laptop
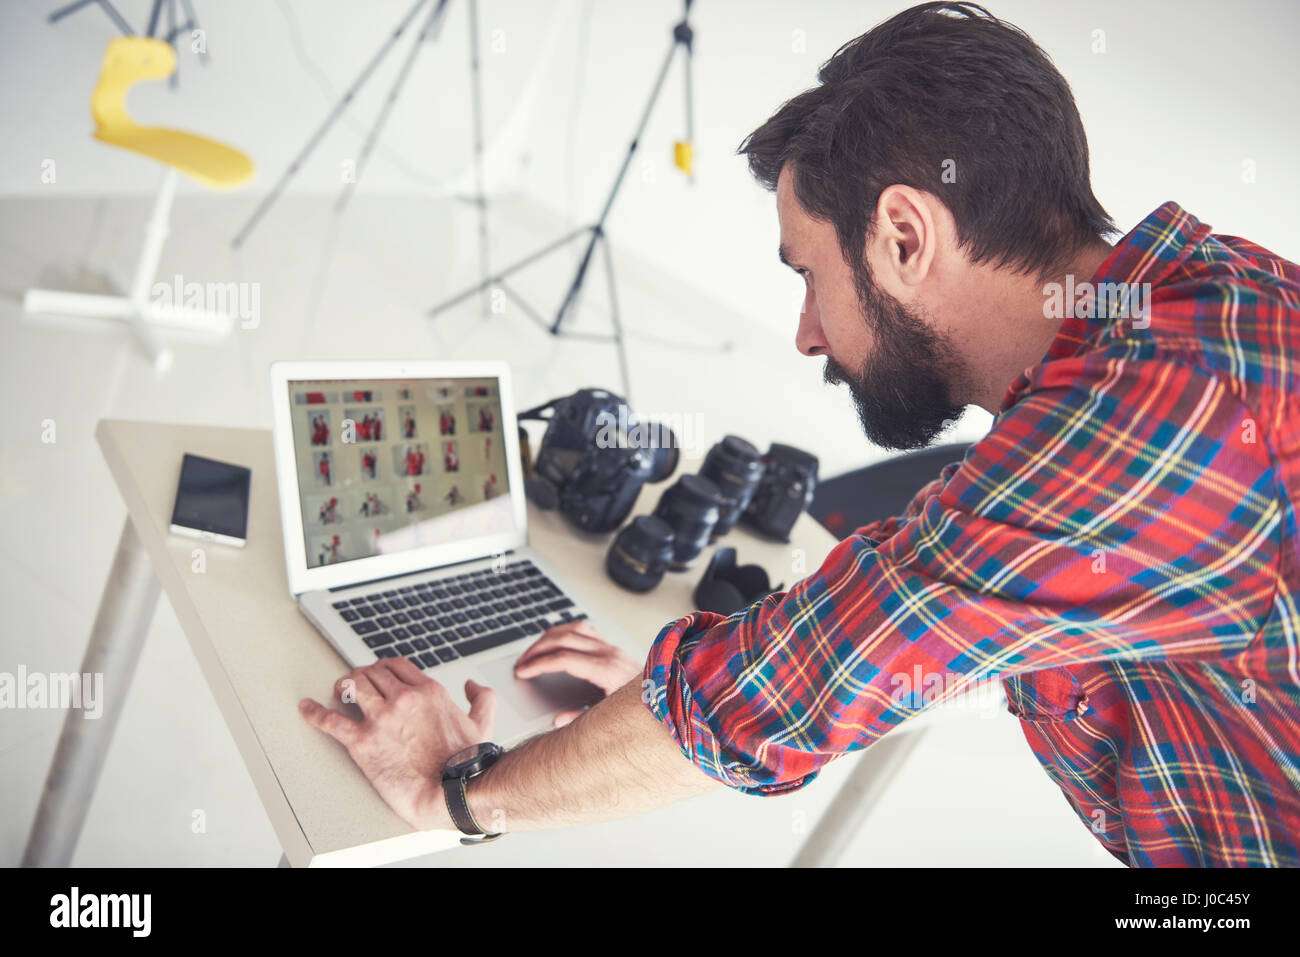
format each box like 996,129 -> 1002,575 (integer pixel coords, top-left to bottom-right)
269,359 -> 641,744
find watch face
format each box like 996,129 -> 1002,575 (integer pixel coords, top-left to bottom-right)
448,742 -> 494,774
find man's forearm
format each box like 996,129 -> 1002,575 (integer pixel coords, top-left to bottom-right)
449,679 -> 723,833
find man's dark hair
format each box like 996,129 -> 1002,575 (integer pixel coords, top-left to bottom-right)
739,2 -> 1116,282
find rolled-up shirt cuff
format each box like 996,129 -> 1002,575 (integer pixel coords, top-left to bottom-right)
640,609 -> 818,796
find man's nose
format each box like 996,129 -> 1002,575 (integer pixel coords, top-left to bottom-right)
795,302 -> 828,357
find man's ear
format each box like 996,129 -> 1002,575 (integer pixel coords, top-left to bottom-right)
871,185 -> 938,288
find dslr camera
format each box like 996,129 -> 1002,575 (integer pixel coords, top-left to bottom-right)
520,388 -> 678,534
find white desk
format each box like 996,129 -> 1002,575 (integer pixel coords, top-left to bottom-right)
24,418 -> 927,867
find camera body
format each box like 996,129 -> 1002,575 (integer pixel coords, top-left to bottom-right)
741,443 -> 819,542
522,388 -> 678,534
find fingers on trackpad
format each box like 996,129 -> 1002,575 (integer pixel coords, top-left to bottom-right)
474,654 -> 606,719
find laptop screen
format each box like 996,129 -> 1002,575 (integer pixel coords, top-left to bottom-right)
286,375 -> 517,568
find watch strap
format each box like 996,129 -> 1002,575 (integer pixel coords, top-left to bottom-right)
444,769 -> 502,844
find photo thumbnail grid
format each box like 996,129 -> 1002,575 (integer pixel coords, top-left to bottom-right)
291,378 -> 509,567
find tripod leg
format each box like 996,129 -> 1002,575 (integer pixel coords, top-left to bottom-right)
430,3 -> 692,354
428,224 -> 591,318
550,17 -> 684,338
145,0 -> 163,36
496,280 -> 555,336
231,0 -> 432,249
598,234 -> 633,403
180,0 -> 208,64
468,0 -> 492,319
549,229 -> 601,335
93,0 -> 133,35
336,0 -> 451,213
681,13 -> 695,183
166,0 -> 179,89
164,8 -> 198,47
47,0 -> 99,25
591,38 -> 679,230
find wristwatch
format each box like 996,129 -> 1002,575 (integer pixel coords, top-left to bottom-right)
441,742 -> 505,845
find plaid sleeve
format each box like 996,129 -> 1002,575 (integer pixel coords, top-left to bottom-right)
642,348 -> 1282,793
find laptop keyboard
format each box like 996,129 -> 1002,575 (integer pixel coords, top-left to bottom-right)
329,559 -> 587,671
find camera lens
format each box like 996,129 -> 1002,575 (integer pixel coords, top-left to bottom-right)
605,515 -> 676,592
628,413 -> 679,482
652,474 -> 723,570
699,435 -> 764,539
646,440 -> 680,483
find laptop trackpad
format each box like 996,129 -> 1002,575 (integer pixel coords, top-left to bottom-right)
475,655 -> 553,721
474,654 -> 607,719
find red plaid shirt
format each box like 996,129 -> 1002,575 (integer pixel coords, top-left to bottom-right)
642,201 -> 1300,866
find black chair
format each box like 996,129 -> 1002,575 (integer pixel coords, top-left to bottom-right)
809,443 -> 972,538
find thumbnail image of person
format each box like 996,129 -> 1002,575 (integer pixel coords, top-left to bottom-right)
400,405 -> 417,439
359,491 -> 389,517
484,435 -> 492,461
408,444 -> 426,476
360,448 -> 378,480
394,443 -> 427,477
466,402 -> 494,433
314,451 -> 333,487
443,440 -> 459,472
445,484 -> 461,507
405,483 -> 424,513
439,407 -> 456,435
317,496 -> 342,524
310,412 -> 331,446
317,534 -> 343,565
482,473 -> 498,500
349,409 -> 385,442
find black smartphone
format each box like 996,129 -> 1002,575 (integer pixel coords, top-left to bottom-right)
169,453 -> 252,548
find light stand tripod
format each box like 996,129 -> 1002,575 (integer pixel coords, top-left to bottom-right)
230,0 -> 492,314
427,0 -> 699,404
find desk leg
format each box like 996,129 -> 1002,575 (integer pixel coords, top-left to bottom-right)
22,517 -> 161,867
788,728 -> 928,868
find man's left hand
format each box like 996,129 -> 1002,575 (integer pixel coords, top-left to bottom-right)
298,658 -> 497,831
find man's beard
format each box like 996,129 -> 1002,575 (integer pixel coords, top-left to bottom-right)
823,266 -> 966,451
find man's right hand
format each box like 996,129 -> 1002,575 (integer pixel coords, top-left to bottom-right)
513,621 -> 643,728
